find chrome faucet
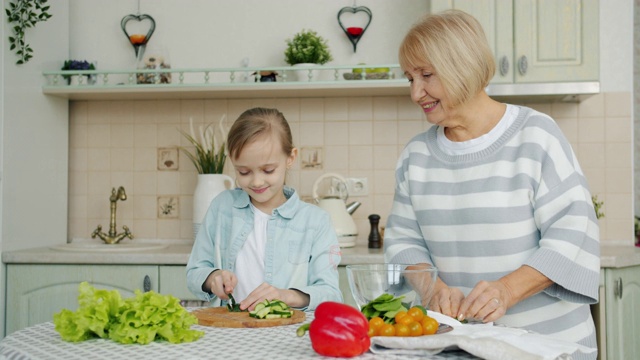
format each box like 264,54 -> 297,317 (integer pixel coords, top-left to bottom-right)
92,186 -> 134,244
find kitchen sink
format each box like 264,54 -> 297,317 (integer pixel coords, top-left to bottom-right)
50,242 -> 168,252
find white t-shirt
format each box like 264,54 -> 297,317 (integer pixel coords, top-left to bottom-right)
234,204 -> 269,301
437,104 -> 519,155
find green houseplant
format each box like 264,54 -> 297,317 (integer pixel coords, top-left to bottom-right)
284,29 -> 333,65
5,0 -> 52,64
61,60 -> 96,85
178,115 -> 228,174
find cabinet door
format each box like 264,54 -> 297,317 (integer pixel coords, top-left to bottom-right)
605,266 -> 640,360
514,0 -> 598,82
430,0 -> 513,84
5,264 -> 158,335
159,265 -> 200,301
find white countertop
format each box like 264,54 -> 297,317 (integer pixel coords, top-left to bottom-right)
2,240 -> 638,269
1,240 -> 384,266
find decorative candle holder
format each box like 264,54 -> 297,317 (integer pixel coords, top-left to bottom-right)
121,13 -> 156,58
337,5 -> 372,52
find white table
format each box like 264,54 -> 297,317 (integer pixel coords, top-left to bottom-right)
0,313 -> 479,360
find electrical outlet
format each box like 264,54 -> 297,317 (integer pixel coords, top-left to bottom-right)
347,177 -> 368,196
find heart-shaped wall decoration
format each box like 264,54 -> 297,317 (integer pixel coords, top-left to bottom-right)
120,14 -> 156,57
337,6 -> 372,52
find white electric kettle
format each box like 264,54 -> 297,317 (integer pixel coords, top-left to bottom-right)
312,173 -> 361,248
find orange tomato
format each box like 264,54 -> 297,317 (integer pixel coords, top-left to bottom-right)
397,314 -> 415,325
367,325 -> 377,337
369,316 -> 385,331
407,306 -> 425,322
421,316 -> 439,335
379,323 -> 396,337
394,310 -> 408,324
394,323 -> 410,337
408,321 -> 423,337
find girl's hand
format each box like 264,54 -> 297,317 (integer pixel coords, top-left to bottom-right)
239,282 -> 309,311
429,286 -> 465,319
457,280 -> 509,323
206,270 -> 237,300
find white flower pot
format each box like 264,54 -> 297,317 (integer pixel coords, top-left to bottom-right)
193,174 -> 234,238
292,63 -> 319,82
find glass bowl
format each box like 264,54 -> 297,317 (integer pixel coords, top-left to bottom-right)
346,263 -> 438,310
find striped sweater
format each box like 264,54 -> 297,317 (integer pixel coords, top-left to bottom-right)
385,106 -> 600,358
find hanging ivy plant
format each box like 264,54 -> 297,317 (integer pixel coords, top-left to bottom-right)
5,0 -> 52,64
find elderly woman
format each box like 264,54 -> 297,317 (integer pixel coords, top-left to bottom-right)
384,10 -> 599,359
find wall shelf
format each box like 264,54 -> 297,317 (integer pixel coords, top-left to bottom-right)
41,65 -> 600,102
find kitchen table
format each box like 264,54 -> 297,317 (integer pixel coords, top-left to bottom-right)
0,312 -> 479,360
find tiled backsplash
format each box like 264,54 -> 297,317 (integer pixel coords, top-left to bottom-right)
68,92 -> 633,246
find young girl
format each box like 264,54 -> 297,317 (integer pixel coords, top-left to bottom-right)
186,107 -> 342,311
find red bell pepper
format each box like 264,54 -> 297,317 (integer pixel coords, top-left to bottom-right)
296,301 -> 370,358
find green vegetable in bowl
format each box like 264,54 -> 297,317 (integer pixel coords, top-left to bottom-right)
360,293 -> 410,323
53,282 -> 204,344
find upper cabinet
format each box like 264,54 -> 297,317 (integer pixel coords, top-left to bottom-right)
430,0 -> 599,84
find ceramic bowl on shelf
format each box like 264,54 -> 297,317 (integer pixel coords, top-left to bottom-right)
346,263 -> 438,310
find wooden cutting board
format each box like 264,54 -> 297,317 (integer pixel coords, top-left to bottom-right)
191,307 -> 306,328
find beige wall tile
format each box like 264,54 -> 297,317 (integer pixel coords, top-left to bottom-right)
349,121 -> 373,145
300,98 -> 324,122
324,98 -> 348,121
299,122 -> 324,146
69,171 -> 87,196
578,93 -> 605,118
133,195 -> 158,220
69,148 -> 87,172
605,92 -> 631,117
577,117 -> 605,143
134,124 -> 157,148
68,91 -> 634,242
348,97 -> 373,121
324,145 -> 349,171
349,146 -> 374,170
373,97 -> 398,121
109,101 -> 134,124
70,101 -> 88,125
605,116 -> 632,142
372,146 -> 398,171
605,143 -> 632,168
373,121 -> 398,145
157,172 -> 181,195
111,148 -> 134,171
134,171 -> 158,195
324,122 -> 349,145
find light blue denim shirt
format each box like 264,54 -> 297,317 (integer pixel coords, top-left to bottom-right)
186,186 -> 343,310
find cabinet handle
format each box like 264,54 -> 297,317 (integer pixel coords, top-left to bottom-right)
517,55 -> 528,76
143,275 -> 151,292
499,56 -> 509,76
614,277 -> 623,299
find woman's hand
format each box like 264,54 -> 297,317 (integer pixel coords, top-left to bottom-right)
429,283 -> 465,319
239,282 -> 310,311
205,269 -> 237,300
457,280 -> 510,323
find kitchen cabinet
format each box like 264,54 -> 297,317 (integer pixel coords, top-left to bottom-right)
4,264 -> 198,335
430,0 -> 599,84
600,265 -> 640,359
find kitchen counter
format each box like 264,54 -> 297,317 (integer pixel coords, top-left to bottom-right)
2,241 -> 637,268
1,240 -> 384,266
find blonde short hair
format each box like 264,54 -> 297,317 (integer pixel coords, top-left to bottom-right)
399,10 -> 495,106
227,107 -> 294,160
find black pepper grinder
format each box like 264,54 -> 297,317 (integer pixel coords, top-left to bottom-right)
368,214 -> 382,249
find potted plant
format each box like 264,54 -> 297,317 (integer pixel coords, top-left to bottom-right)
178,116 -> 233,238
61,60 -> 96,85
284,29 -> 333,81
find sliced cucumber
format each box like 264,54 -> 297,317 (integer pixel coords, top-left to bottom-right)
248,299 -> 293,319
